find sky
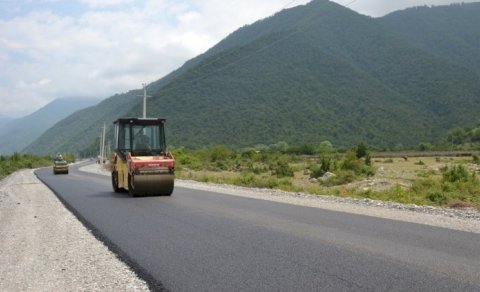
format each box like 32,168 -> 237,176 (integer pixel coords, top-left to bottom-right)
0,0 -> 477,118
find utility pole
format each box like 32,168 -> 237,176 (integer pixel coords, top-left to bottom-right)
140,83 -> 152,118
98,134 -> 102,164
100,123 -> 106,164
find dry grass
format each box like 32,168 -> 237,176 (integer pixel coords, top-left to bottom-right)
176,155 -> 480,210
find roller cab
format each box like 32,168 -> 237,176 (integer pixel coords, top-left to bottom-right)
111,118 -> 175,196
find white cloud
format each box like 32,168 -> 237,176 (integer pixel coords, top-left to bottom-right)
0,0 -> 313,118
0,0 -> 476,118
338,0 -> 480,16
79,0 -> 134,9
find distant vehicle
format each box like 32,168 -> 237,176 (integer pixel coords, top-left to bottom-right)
110,117 -> 175,196
53,157 -> 69,175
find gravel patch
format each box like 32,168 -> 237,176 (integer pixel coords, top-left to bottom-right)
81,163 -> 480,234
0,169 -> 150,292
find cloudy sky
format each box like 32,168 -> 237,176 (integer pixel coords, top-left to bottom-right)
0,0 -> 477,118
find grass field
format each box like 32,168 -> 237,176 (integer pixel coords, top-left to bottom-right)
176,153 -> 480,210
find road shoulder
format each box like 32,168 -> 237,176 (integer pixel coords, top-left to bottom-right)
0,169 -> 149,291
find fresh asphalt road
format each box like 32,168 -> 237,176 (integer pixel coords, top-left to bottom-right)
35,162 -> 480,291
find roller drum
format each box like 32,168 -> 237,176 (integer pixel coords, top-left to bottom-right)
129,173 -> 174,196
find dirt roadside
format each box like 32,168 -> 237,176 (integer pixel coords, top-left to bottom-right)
0,169 -> 150,292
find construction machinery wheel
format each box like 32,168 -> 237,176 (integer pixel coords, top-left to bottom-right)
111,171 -> 121,193
161,180 -> 174,196
128,174 -> 139,197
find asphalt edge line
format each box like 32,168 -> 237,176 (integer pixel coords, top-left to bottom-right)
34,168 -> 169,292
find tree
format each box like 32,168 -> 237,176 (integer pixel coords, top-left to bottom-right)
319,140 -> 334,155
470,127 -> 480,142
418,142 -> 433,151
270,141 -> 289,153
355,142 -> 368,159
447,127 -> 466,145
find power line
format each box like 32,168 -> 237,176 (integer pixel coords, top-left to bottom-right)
150,0 -> 362,99
281,0 -> 302,10
344,0 -> 358,7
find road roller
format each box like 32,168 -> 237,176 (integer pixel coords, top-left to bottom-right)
111,118 -> 175,196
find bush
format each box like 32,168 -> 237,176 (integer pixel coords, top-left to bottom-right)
323,170 -> 357,186
233,172 -> 292,189
310,156 -> 331,178
209,145 -> 235,162
341,151 -> 364,173
441,165 -> 471,183
270,160 -> 294,177
241,148 -> 257,159
286,144 -> 316,155
427,191 -> 448,204
319,141 -> 334,155
355,142 -> 368,159
0,154 -> 52,178
472,155 -> 480,164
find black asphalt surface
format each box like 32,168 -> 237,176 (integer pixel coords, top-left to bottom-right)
35,162 -> 480,292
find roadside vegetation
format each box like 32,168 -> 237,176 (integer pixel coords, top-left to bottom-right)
172,142 -> 480,210
0,153 -> 75,180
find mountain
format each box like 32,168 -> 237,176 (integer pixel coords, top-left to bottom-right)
127,0 -> 480,148
0,116 -> 13,125
22,91 -> 144,156
26,0 -> 480,155
0,98 -> 99,155
379,2 -> 480,75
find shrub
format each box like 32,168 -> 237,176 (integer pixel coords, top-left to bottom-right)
341,151 -> 363,173
241,148 -> 257,159
427,191 -> 448,205
355,142 -> 368,159
310,156 -> 331,178
411,177 -> 439,193
209,145 -> 235,162
286,144 -> 316,155
323,170 -> 357,186
270,160 -> 294,177
441,165 -> 471,183
472,155 -> 480,164
418,143 -> 433,151
235,172 -> 256,185
319,141 -> 334,155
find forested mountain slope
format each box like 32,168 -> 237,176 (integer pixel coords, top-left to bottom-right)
380,2 -> 480,74
0,98 -> 98,155
127,0 -> 480,148
23,92 -> 140,156
26,0 -> 480,154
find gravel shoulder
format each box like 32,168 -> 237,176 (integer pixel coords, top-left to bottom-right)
0,169 -> 149,292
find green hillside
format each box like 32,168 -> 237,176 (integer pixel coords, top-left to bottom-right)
25,0 -> 480,155
23,91 -> 141,156
0,98 -> 98,155
127,0 -> 480,149
379,2 -> 480,74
